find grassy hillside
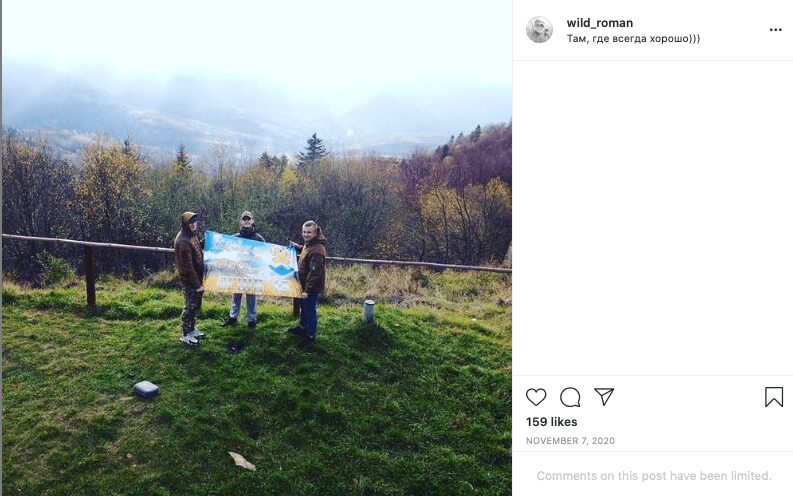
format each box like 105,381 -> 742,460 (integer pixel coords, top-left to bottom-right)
2,267 -> 511,495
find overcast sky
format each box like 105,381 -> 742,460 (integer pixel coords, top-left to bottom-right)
3,0 -> 511,92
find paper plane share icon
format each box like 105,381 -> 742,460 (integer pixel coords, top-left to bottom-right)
595,388 -> 614,406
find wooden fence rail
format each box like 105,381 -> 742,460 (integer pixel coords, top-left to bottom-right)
2,233 -> 511,311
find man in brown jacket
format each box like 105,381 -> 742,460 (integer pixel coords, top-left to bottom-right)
174,211 -> 205,346
288,220 -> 327,348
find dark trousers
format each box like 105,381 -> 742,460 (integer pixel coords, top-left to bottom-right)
181,284 -> 203,334
299,292 -> 319,338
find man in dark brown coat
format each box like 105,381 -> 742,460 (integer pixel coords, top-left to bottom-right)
174,211 -> 205,346
288,220 -> 327,347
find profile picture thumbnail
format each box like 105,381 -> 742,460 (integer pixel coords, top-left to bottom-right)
527,16 -> 552,43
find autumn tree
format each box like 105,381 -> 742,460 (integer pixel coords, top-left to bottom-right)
2,131 -> 78,278
203,144 -> 243,229
399,151 -> 433,201
146,154 -> 207,247
419,179 -> 511,265
2,131 -> 76,238
235,158 -> 287,240
73,137 -> 151,273
317,157 -> 400,257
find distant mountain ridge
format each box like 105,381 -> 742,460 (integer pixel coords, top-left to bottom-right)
2,62 -> 511,159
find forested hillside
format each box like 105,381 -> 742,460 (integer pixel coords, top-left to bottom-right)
3,124 -> 511,282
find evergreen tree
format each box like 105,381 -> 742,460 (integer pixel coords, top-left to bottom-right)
258,151 -> 273,168
298,133 -> 329,166
442,144 -> 450,158
122,138 -> 141,160
471,124 -> 482,142
175,143 -> 191,172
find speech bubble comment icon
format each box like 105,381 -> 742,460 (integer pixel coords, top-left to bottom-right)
526,388 -> 546,406
560,387 -> 581,407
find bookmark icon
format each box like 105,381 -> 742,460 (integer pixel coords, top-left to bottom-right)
765,387 -> 783,408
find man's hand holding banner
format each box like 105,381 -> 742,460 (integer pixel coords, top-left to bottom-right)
202,231 -> 303,298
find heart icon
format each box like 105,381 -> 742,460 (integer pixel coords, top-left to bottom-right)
526,388 -> 547,406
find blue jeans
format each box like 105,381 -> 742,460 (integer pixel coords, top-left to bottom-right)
229,293 -> 257,322
299,292 -> 319,338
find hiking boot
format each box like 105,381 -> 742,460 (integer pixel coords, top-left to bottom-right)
189,328 -> 206,340
180,333 -> 199,346
221,317 -> 238,327
286,325 -> 305,336
247,321 -> 257,329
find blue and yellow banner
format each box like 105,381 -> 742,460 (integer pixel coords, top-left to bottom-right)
203,231 -> 303,298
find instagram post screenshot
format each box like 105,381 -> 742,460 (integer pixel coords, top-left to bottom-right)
2,1 -> 512,494
514,0 -> 792,495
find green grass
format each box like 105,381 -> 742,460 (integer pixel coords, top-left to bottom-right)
2,269 -> 511,495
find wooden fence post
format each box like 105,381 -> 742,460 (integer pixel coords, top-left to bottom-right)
84,246 -> 96,311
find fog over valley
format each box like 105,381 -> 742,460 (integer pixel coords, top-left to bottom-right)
3,61 -> 511,160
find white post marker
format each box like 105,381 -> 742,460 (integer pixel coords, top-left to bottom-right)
363,299 -> 376,325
